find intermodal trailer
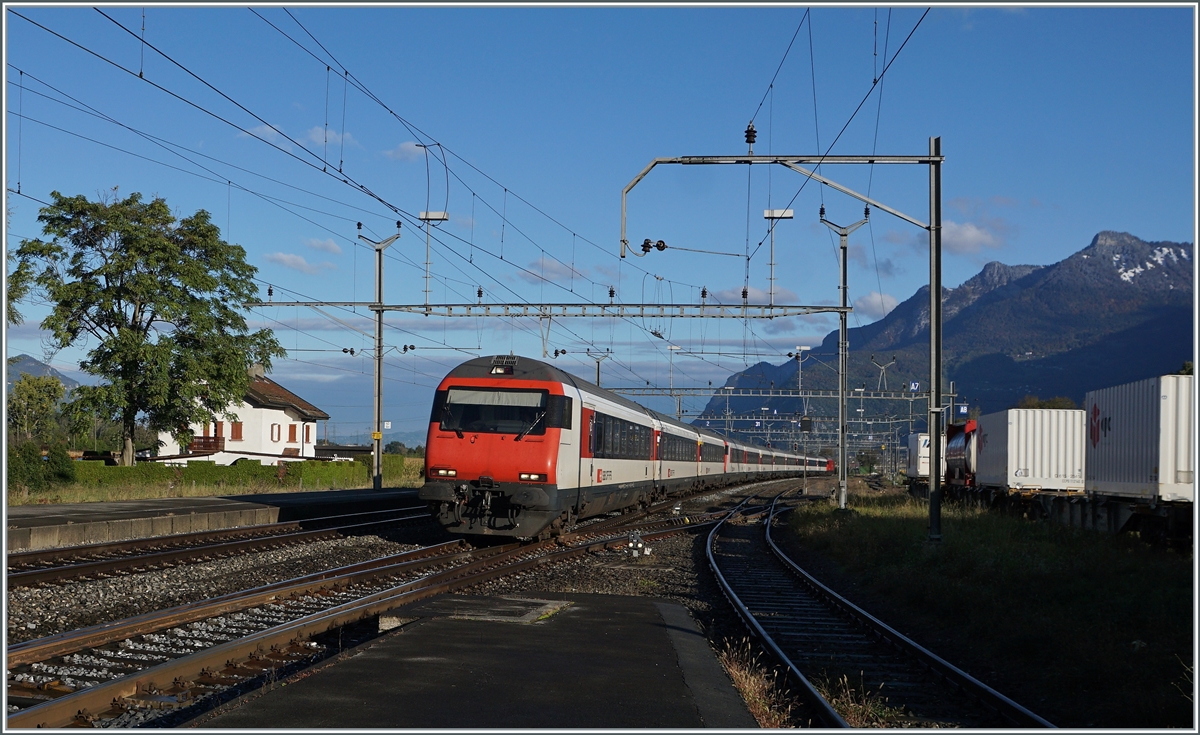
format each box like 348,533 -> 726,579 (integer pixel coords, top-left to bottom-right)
974,409 -> 1086,494
1084,374 -> 1194,503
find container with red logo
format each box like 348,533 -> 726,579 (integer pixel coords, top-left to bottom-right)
974,409 -> 1086,493
1084,374 -> 1193,502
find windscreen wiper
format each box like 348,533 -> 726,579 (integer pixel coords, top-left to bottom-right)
442,404 -> 463,438
514,410 -> 546,442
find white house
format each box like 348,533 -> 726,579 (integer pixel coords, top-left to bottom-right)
156,365 -> 330,466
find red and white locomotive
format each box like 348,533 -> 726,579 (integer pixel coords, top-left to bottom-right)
420,355 -> 831,539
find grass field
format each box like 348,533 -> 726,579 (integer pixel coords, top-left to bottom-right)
777,485 -> 1195,728
6,457 -> 426,506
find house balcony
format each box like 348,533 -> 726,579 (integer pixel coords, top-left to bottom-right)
188,437 -> 225,453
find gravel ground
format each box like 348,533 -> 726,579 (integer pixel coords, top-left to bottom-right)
5,523 -> 448,645
8,481 -> 824,728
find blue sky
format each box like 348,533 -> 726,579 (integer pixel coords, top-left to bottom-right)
4,5 -> 1196,438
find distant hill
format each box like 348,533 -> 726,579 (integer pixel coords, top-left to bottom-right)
5,355 -> 81,394
696,231 -> 1194,426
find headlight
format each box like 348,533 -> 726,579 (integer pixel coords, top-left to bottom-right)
430,468 -> 457,477
518,472 -> 547,482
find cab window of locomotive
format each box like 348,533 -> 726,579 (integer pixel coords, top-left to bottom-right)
441,388 -> 549,434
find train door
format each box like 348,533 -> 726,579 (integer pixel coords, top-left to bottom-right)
581,405 -> 596,490
653,427 -> 662,485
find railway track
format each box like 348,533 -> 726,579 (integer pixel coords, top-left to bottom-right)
707,492 -> 1055,728
6,507 -> 432,588
6,501 -> 735,728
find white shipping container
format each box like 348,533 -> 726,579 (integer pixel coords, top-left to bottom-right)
906,433 -> 928,477
975,409 -> 1086,492
1084,374 -> 1194,503
905,433 -> 945,479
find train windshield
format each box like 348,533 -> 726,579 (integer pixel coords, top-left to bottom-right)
439,388 -> 549,435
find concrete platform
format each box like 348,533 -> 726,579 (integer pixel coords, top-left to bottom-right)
5,488 -> 419,552
194,593 -> 757,729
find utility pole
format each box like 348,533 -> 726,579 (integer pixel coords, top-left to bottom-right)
420,211 -> 449,309
586,348 -> 611,386
669,345 -> 682,419
927,137 -> 945,542
871,354 -> 897,391
358,221 -> 402,492
764,209 -> 793,307
821,206 -> 869,511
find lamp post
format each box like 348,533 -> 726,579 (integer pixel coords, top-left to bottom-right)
764,209 -> 793,307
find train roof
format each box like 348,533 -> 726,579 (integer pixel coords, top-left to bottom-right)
444,355 -> 803,456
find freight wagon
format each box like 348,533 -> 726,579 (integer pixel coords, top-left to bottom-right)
925,376 -> 1193,546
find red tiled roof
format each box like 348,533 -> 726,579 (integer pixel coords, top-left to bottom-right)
245,375 -> 330,421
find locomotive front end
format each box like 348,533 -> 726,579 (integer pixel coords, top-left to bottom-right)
420,359 -> 573,539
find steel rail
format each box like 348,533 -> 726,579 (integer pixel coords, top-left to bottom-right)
7,509 -> 432,588
7,517 -> 719,728
706,490 -> 850,728
5,539 -> 484,667
765,503 -> 1056,728
7,505 -> 429,568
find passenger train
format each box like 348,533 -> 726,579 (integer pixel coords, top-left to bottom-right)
419,355 -> 832,539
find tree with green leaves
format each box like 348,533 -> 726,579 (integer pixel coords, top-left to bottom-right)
7,373 -> 65,442
1016,395 -> 1078,410
9,189 -> 285,466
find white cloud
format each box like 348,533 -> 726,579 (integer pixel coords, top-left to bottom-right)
263,252 -> 335,275
238,124 -> 292,152
853,291 -> 898,320
942,220 -> 1001,254
762,318 -> 797,335
518,256 -> 588,284
383,141 -> 424,161
306,238 -> 343,255
305,126 -> 358,148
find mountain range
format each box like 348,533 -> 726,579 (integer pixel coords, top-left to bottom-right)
696,231 -> 1194,428
5,354 -> 81,395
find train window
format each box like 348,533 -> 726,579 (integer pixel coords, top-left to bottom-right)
436,387 -> 549,435
545,395 -> 573,429
700,442 -> 723,463
660,432 -> 694,462
591,412 -> 652,460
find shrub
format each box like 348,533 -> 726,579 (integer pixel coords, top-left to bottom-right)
6,442 -> 76,492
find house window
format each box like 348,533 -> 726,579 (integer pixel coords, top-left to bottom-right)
288,424 -> 297,443
215,421 -> 224,438
231,422 -> 244,441
304,424 -> 311,444
271,423 -> 281,442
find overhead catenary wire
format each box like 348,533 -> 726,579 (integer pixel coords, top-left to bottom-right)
13,9 -> 796,394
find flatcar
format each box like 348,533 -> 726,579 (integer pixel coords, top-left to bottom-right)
419,355 -> 830,539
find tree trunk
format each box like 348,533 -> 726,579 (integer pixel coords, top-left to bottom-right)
122,415 -> 136,467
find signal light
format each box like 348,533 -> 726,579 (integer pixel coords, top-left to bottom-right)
431,468 -> 457,478
519,472 -> 547,482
